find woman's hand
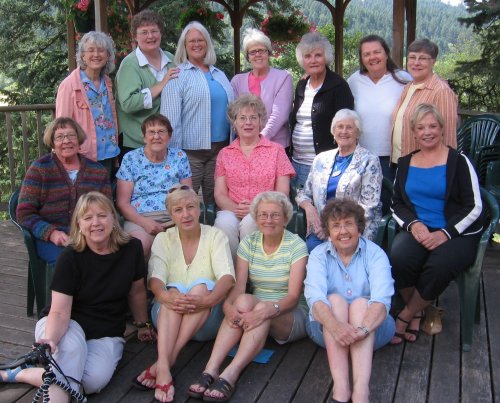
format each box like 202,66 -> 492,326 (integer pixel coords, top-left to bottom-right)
49,230 -> 68,246
223,302 -> 243,329
239,304 -> 270,332
420,230 -> 448,250
235,200 -> 251,219
410,222 -> 431,244
36,338 -> 58,354
159,288 -> 189,313
163,67 -> 180,85
141,217 -> 167,235
330,321 -> 358,347
176,294 -> 211,313
304,205 -> 323,238
137,325 -> 156,343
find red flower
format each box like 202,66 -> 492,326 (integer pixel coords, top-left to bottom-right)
215,12 -> 224,20
75,0 -> 91,12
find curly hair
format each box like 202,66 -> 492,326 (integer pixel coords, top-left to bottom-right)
320,198 -> 366,236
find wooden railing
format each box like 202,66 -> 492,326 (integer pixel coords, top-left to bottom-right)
0,104 -> 55,211
0,104 -> 498,212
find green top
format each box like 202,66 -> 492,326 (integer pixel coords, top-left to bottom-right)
115,49 -> 175,149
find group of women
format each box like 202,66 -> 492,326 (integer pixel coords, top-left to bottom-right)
2,6 -> 485,403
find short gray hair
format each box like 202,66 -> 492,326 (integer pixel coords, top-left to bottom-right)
76,31 -> 116,74
330,109 -> 362,136
227,94 -> 267,131
295,32 -> 334,69
242,28 -> 273,61
407,38 -> 439,59
410,103 -> 444,131
250,191 -> 294,225
174,22 -> 217,66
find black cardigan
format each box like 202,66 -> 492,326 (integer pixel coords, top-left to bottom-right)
290,68 -> 354,155
391,147 -> 483,239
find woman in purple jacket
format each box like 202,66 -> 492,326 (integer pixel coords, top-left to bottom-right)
230,28 -> 293,150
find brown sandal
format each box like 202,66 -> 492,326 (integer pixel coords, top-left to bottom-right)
188,372 -> 215,399
203,377 -> 235,402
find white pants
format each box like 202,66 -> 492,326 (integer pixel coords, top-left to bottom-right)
214,211 -> 258,260
35,317 -> 125,394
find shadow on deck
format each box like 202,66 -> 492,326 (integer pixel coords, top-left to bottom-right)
1,220 -> 499,402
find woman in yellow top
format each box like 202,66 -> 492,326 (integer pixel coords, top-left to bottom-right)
133,184 -> 235,403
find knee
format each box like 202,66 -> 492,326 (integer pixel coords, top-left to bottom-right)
327,293 -> 348,308
188,283 -> 210,296
82,365 -> 116,394
349,298 -> 369,322
233,294 -> 257,312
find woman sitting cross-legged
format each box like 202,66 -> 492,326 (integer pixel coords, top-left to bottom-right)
390,104 -> 483,344
188,191 -> 308,402
133,184 -> 235,403
304,198 -> 395,403
1,191 -> 153,401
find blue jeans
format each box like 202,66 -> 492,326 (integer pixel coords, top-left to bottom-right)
306,311 -> 395,350
292,161 -> 311,189
35,238 -> 64,265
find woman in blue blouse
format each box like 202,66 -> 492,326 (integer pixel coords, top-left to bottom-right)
390,104 -> 483,344
116,114 -> 192,259
161,21 -> 234,205
56,31 -> 119,174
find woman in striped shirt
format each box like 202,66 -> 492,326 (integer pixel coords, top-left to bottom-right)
188,191 -> 308,402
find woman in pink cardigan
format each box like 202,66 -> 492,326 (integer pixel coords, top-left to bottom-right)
230,28 -> 293,150
56,31 -> 119,176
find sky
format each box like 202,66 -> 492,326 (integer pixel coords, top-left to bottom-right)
441,0 -> 464,5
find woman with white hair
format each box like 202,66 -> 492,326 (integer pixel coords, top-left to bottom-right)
296,109 -> 382,252
161,21 -> 234,205
188,191 -> 308,402
291,32 -> 354,187
230,28 -> 293,149
56,31 -> 119,173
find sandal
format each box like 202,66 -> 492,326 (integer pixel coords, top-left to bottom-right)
188,372 -> 215,399
131,366 -> 155,391
405,311 -> 424,343
390,315 -> 410,345
203,377 -> 235,402
0,364 -> 33,383
154,380 -> 175,403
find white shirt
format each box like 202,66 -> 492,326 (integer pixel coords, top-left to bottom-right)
347,70 -> 412,157
136,47 -> 171,109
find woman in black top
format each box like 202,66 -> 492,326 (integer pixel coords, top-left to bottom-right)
0,192 -> 153,401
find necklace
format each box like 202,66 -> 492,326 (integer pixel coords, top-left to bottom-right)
331,153 -> 353,177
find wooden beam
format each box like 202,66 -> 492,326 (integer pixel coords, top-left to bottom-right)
66,19 -> 77,72
94,0 -> 109,32
392,0 -> 405,68
406,0 -> 417,51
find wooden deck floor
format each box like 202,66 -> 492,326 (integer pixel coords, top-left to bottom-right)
1,219 -> 499,403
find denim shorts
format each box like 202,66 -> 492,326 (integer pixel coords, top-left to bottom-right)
306,313 -> 395,350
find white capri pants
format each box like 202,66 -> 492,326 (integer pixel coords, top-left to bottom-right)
35,317 -> 125,394
214,210 -> 258,260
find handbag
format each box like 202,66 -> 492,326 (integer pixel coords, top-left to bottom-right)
421,305 -> 444,335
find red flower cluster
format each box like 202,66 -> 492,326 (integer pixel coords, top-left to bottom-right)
215,12 -> 224,20
75,0 -> 91,12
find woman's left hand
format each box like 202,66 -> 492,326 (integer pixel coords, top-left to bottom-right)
240,307 -> 268,332
137,326 -> 156,343
178,294 -> 211,313
420,230 -> 448,250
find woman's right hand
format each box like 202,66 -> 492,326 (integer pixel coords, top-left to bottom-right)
49,230 -> 68,246
142,217 -> 167,235
304,205 -> 323,238
223,302 -> 243,329
330,321 -> 358,347
36,338 -> 58,354
410,222 -> 432,245
235,200 -> 251,219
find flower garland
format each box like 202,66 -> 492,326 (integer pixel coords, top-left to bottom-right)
178,4 -> 226,43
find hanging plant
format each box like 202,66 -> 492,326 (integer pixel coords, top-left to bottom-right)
178,4 -> 226,43
63,0 -> 95,33
261,11 -> 315,55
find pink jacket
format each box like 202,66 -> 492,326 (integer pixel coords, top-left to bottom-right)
56,67 -> 118,161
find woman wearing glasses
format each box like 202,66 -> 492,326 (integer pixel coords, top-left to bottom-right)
115,9 -> 179,155
16,117 -> 111,265
188,191 -> 308,402
116,114 -> 192,259
133,184 -> 235,403
213,94 -> 295,260
230,28 -> 293,149
390,38 -> 458,166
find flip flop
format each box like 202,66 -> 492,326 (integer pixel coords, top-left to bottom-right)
154,380 -> 175,403
188,372 -> 215,399
0,364 -> 33,383
131,366 -> 155,391
203,377 -> 235,402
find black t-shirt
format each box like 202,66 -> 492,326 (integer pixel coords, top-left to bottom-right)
47,237 -> 145,340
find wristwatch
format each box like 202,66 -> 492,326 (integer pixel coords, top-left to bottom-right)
273,303 -> 280,316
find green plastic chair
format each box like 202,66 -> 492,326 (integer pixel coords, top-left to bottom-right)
457,114 -> 500,162
485,160 -> 500,207
381,187 -> 499,352
474,144 -> 500,185
8,189 -> 55,317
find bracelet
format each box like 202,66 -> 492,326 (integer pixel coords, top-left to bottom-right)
357,325 -> 369,337
134,321 -> 152,329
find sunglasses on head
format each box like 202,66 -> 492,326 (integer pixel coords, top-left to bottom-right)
168,185 -> 191,194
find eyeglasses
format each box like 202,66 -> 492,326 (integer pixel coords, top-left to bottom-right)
137,29 -> 160,37
407,55 -> 433,63
237,115 -> 259,123
257,212 -> 282,221
329,222 -> 357,233
248,48 -> 268,57
168,185 -> 191,194
145,129 -> 169,137
54,133 -> 78,143
187,39 -> 206,45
